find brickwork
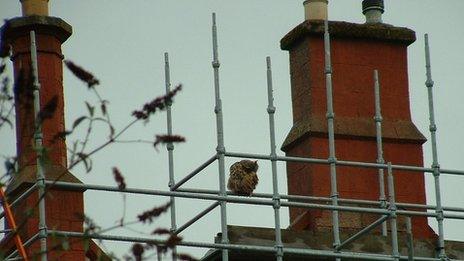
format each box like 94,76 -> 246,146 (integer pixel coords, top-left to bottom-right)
282,21 -> 436,239
0,16 -> 89,260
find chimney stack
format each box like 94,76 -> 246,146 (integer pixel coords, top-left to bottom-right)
362,0 -> 384,23
303,0 -> 328,21
281,2 -> 436,239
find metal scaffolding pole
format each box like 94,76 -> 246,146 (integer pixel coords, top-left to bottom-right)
424,34 -> 446,260
30,30 -> 47,261
373,70 -> 388,237
224,151 -> 464,176
211,13 -> 228,261
47,230 -> 444,261
174,201 -> 220,235
387,163 -> 399,261
48,180 -> 464,220
336,215 -> 389,251
323,19 -> 341,252
265,57 -> 283,261
170,155 -> 217,191
176,187 -> 464,214
406,216 -> 414,261
164,52 -> 177,261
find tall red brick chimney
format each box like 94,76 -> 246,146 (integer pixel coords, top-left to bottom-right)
282,1 -> 436,239
0,0 -> 89,259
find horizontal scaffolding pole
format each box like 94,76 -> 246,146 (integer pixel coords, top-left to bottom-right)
170,155 -> 217,191
174,201 -> 220,235
47,230 -> 443,261
177,188 -> 464,214
46,181 -> 464,219
224,151 -> 464,176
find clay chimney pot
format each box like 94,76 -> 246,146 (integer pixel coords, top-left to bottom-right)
20,0 -> 49,16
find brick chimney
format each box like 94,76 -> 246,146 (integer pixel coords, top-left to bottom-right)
281,1 -> 436,239
0,0 -> 90,259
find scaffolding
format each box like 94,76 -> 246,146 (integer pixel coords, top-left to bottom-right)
2,14 -> 464,261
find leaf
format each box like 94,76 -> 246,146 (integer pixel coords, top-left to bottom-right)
100,103 -> 107,116
83,238 -> 90,253
72,116 -> 87,130
85,101 -> 95,117
109,125 -> 115,138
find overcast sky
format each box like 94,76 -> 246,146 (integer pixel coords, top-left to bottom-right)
1,0 -> 464,259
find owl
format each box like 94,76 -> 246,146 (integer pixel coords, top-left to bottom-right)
227,160 -> 259,196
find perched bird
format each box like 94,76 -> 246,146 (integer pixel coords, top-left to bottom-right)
227,160 -> 259,196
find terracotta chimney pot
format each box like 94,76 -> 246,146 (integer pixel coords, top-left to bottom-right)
20,0 -> 49,16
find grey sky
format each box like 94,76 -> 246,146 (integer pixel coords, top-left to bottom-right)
1,0 -> 463,259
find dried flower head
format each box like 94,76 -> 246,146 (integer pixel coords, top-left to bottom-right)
38,95 -> 58,123
112,167 -> 126,190
132,84 -> 182,120
153,134 -> 186,148
137,202 -> 171,224
131,243 -> 144,261
64,60 -> 100,88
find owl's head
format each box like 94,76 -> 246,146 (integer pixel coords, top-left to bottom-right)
241,160 -> 258,172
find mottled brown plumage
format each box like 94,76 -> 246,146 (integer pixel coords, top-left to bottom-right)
227,160 -> 259,196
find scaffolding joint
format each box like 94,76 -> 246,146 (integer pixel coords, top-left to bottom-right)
435,210 -> 444,221
212,60 -> 220,68
328,157 -> 337,164
374,115 -> 383,122
214,105 -> 221,114
38,226 -> 47,238
429,124 -> 437,132
216,146 -> 225,155
269,153 -> 277,162
267,106 -> 276,114
166,143 -> 174,151
379,198 -> 387,208
272,197 -> 281,209
425,79 -> 434,88
275,244 -> 284,257
34,132 -> 43,141
326,112 -> 335,120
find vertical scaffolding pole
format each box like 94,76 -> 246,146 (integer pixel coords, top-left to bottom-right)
406,216 -> 415,261
265,57 -> 283,261
424,34 -> 446,259
387,163 -> 399,261
323,20 -> 341,253
30,30 -> 48,261
211,13 -> 229,261
164,52 -> 178,261
373,70 -> 388,237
